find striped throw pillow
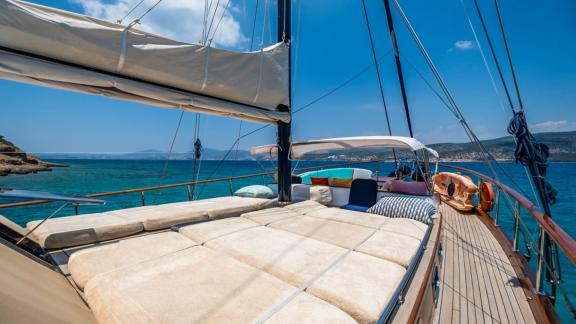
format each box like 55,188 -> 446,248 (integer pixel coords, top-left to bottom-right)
367,192 -> 436,225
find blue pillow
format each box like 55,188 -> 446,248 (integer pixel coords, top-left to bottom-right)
367,192 -> 436,225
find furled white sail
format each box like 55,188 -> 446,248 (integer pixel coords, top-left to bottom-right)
0,0 -> 290,123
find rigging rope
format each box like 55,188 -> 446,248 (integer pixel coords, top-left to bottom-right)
117,0 -> 146,24
161,109 -> 185,177
249,0 -> 260,51
493,0 -> 524,112
207,0 -> 232,44
360,0 -> 395,140
471,0 -> 515,113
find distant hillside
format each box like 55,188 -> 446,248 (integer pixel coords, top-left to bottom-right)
31,131 -> 576,162
36,148 -> 252,161
428,131 -> 576,162
0,135 -> 63,176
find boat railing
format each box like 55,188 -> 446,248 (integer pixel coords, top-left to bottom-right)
0,159 -> 384,212
438,163 -> 576,320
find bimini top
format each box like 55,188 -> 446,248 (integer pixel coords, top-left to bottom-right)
251,136 -> 439,159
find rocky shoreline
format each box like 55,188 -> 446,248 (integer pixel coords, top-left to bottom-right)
0,135 -> 66,176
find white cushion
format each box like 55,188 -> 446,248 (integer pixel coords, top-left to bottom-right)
356,230 -> 421,267
306,208 -> 389,229
241,208 -> 300,225
68,232 -> 195,290
307,252 -> 405,323
178,217 -> 259,243
205,226 -> 345,286
283,200 -> 328,214
265,292 -> 357,324
84,246 -> 298,324
26,213 -> 143,250
269,215 -> 374,249
111,206 -> 208,231
379,218 -> 428,241
309,185 -> 332,205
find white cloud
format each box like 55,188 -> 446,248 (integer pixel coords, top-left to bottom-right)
70,0 -> 246,48
529,120 -> 576,133
453,40 -> 475,51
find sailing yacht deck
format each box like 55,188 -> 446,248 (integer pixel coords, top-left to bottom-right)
435,204 -> 537,324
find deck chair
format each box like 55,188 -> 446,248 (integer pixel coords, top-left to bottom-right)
342,179 -> 378,212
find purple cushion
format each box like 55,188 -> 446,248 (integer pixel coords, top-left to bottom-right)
390,180 -> 429,196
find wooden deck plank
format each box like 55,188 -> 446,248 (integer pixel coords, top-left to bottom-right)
435,203 -> 537,324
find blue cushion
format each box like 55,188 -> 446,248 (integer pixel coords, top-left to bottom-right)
342,204 -> 370,212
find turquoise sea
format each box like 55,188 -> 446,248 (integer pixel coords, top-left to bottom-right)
0,159 -> 574,322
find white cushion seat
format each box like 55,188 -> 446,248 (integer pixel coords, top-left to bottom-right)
265,292 -> 357,324
269,215 -> 375,249
111,206 -> 208,231
85,246 -> 299,324
283,200 -> 328,214
378,218 -> 428,241
205,226 -> 346,287
178,217 -> 259,243
68,232 -> 195,290
241,207 -> 301,225
356,230 -> 421,267
307,252 -> 406,323
26,213 -> 143,250
306,207 -> 389,229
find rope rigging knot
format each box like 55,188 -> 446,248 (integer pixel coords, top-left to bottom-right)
507,111 -> 557,204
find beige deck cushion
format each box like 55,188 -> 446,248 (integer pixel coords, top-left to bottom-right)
206,197 -> 275,219
307,252 -> 406,323
205,226 -> 346,286
265,292 -> 358,324
26,213 -> 143,250
309,185 -> 332,205
241,207 -> 301,225
112,206 -> 208,231
283,200 -> 328,214
356,230 -> 421,267
179,217 -> 259,243
68,232 -> 195,290
85,246 -> 297,324
306,208 -> 389,229
378,218 -> 428,240
269,215 -> 374,249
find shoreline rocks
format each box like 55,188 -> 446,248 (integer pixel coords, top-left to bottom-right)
0,135 -> 66,176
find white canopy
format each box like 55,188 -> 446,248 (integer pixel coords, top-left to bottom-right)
251,136 -> 440,159
0,0 -> 289,123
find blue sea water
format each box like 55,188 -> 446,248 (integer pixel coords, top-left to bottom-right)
0,159 -> 574,322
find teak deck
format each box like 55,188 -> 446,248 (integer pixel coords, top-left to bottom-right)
434,203 -> 537,324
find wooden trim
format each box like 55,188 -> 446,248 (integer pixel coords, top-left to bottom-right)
407,210 -> 443,323
438,163 -> 576,265
476,208 -> 560,324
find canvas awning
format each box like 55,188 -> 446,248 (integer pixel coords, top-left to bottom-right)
0,0 -> 290,123
251,136 -> 440,159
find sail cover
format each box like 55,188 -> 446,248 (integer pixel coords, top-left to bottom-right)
251,136 -> 440,159
0,0 -> 290,123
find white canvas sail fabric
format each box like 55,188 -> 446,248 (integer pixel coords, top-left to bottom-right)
0,0 -> 290,123
251,136 -> 440,158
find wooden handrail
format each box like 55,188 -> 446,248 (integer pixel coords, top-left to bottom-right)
0,159 -> 383,209
438,163 -> 576,265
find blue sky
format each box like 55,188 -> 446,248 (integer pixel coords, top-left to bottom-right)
1,0 -> 575,153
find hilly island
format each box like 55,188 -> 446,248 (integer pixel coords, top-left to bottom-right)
1,131 -> 575,176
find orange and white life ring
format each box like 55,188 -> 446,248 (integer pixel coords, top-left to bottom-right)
479,182 -> 495,212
